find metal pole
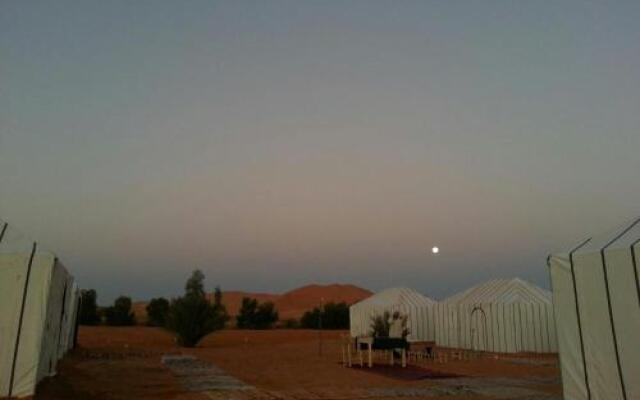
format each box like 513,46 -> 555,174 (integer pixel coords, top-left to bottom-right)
318,297 -> 324,356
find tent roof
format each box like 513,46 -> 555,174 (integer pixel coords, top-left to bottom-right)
549,217 -> 640,263
444,278 -> 551,305
0,218 -> 56,257
351,287 -> 435,310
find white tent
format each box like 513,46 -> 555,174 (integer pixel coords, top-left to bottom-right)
0,220 -> 80,398
435,278 -> 557,353
549,217 -> 640,400
350,287 -> 436,342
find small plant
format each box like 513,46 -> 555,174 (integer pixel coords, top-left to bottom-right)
104,296 -> 136,326
369,311 -> 409,338
146,297 -> 170,327
167,270 -> 225,347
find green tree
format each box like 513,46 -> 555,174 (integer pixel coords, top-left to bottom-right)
146,297 -> 170,327
236,297 -> 258,329
254,301 -> 278,329
300,302 -> 350,329
300,307 -> 322,329
236,297 -> 279,329
211,286 -> 230,330
167,270 -> 224,347
104,296 -> 136,326
79,289 -> 100,325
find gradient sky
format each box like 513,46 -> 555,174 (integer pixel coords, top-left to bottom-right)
2,1 -> 639,304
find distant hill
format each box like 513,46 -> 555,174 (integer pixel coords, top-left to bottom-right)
274,284 -> 373,320
132,283 -> 372,325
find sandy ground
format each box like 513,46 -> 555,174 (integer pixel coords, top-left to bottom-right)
35,327 -> 561,400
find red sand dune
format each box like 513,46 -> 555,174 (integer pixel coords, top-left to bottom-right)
133,284 -> 372,324
274,284 -> 373,320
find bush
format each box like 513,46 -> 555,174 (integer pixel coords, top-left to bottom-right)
369,311 -> 409,338
167,270 -> 226,347
211,286 -> 230,330
282,318 -> 300,329
79,289 -> 100,325
300,307 -> 322,329
236,297 -> 279,329
146,297 -> 170,327
104,296 -> 136,326
300,302 -> 350,329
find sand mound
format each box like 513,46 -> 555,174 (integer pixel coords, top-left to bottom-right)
275,284 -> 373,320
132,284 -> 372,324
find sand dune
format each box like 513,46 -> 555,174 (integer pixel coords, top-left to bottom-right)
132,283 -> 372,324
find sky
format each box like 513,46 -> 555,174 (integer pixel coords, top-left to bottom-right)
1,1 -> 639,304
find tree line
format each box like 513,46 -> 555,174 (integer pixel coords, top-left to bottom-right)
79,270 -> 350,347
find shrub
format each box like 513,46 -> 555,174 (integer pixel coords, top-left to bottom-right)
79,289 -> 100,325
300,307 -> 322,329
236,297 -> 258,329
369,311 -> 409,338
167,270 -> 225,347
282,318 -> 299,329
104,296 -> 136,326
300,302 -> 350,329
146,297 -> 170,327
211,286 -> 230,330
236,297 -> 279,329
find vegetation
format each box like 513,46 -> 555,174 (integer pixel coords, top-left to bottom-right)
236,297 -> 279,329
300,302 -> 350,329
104,296 -> 136,326
146,297 -> 170,327
281,318 -> 300,329
211,286 -> 230,330
167,270 -> 226,347
369,311 -> 409,338
79,289 -> 101,325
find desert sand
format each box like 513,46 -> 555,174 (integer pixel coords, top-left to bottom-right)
35,326 -> 561,400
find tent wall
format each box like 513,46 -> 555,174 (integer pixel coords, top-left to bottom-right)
350,288 -> 436,342
550,220 -> 640,400
0,220 -> 77,399
434,279 -> 557,354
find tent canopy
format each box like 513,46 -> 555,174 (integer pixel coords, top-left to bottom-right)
0,219 -> 79,398
444,278 -> 552,305
549,217 -> 640,400
435,278 -> 556,353
350,287 -> 436,342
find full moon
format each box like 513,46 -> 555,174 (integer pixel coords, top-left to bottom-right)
431,246 -> 440,254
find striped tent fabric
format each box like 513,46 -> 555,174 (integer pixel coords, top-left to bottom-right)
349,287 -> 436,342
434,278 -> 557,354
0,219 -> 80,399
549,217 -> 640,400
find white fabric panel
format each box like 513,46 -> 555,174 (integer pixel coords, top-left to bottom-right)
0,222 -> 36,398
0,253 -> 30,396
13,253 -> 54,398
573,251 -> 624,400
350,287 -> 436,342
0,220 -> 77,399
603,248 -> 640,399
550,218 -> 640,400
435,278 -> 556,354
